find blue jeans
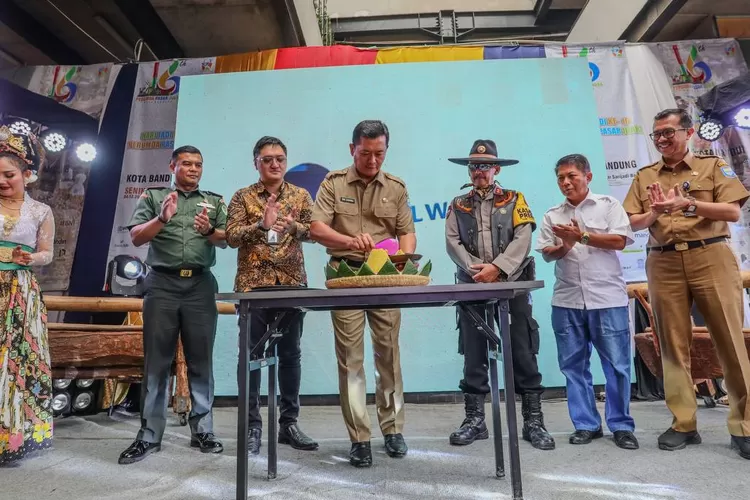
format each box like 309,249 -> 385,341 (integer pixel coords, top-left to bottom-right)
551,306 -> 635,433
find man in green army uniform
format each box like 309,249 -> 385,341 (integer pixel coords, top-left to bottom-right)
119,145 -> 228,465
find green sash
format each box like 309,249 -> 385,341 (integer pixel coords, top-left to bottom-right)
0,240 -> 33,271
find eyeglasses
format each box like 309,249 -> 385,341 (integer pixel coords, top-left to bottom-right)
649,128 -> 688,140
258,156 -> 287,166
468,164 -> 496,172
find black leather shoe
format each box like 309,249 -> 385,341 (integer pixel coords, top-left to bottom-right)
349,441 -> 372,467
248,428 -> 262,455
190,432 -> 224,454
118,440 -> 161,465
279,423 -> 319,451
613,431 -> 639,450
569,428 -> 604,445
730,436 -> 750,459
384,433 -> 408,457
658,428 -> 701,451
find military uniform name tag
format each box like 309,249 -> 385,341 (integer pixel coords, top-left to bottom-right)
340,197 -> 356,204
197,200 -> 215,212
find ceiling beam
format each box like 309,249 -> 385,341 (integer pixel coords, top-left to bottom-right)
621,0 -> 688,42
333,10 -> 579,41
534,0 -> 553,24
114,0 -> 183,59
0,0 -> 86,64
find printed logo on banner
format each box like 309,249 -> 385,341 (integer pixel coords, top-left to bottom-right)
137,60 -> 183,99
561,45 -> 603,87
670,44 -> 712,84
599,116 -> 643,136
49,66 -> 80,103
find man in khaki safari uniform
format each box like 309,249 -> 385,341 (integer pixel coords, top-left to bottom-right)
311,120 -> 416,468
623,108 -> 750,459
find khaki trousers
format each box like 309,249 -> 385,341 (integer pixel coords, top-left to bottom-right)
647,242 -> 750,436
331,308 -> 405,443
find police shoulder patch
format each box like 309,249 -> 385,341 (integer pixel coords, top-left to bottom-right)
512,192 -> 535,228
720,165 -> 737,178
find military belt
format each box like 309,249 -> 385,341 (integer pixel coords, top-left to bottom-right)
151,266 -> 206,278
647,236 -> 726,254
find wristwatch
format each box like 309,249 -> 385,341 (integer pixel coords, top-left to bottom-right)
684,196 -> 697,215
256,221 -> 269,231
580,232 -> 590,245
204,226 -> 216,236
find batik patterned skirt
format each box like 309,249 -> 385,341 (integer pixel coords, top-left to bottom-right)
0,268 -> 52,465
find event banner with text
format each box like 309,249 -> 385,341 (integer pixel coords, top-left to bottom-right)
105,58 -> 217,267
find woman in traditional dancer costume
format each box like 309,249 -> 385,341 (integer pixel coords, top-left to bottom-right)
0,125 -> 55,466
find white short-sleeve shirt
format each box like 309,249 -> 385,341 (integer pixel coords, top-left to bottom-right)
536,190 -> 633,310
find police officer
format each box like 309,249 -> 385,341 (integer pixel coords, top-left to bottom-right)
444,140 -> 555,451
623,108 -> 750,459
119,145 -> 228,464
311,120 -> 416,468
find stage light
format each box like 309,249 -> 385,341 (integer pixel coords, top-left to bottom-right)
105,255 -> 147,297
698,119 -> 724,141
51,393 -> 71,415
9,120 -> 31,136
734,107 -> 750,129
42,132 -> 67,153
76,379 -> 95,388
53,378 -> 72,390
73,391 -> 94,412
75,143 -> 97,162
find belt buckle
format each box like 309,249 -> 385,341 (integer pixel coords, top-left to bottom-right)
179,269 -> 193,278
674,242 -> 689,252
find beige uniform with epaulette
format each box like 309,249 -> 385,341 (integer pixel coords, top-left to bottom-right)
312,166 -> 415,443
623,152 -> 750,437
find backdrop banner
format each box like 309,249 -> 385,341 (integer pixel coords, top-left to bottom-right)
105,58 -> 216,268
26,64 -> 114,120
546,43 -> 654,282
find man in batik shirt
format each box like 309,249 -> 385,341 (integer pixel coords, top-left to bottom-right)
226,136 -> 318,455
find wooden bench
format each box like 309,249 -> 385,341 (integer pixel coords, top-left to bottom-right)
46,296 -> 235,423
627,271 -> 750,404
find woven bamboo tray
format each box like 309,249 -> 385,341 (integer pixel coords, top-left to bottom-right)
325,274 -> 430,289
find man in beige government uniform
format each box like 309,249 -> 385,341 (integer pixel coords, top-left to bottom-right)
311,120 -> 416,468
623,108 -> 750,459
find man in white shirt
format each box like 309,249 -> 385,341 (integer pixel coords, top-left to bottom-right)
536,153 -> 638,450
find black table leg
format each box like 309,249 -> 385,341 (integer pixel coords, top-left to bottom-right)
497,299 -> 523,500
267,342 -> 278,479
236,301 -> 250,500
486,303 -> 505,479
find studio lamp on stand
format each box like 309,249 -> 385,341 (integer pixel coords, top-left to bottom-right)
103,254 -> 148,416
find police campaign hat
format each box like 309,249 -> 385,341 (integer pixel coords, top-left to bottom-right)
448,139 -> 519,166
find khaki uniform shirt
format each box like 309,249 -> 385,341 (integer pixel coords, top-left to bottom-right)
311,166 -> 415,261
445,188 -> 533,278
623,153 -> 749,247
127,187 -> 228,269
